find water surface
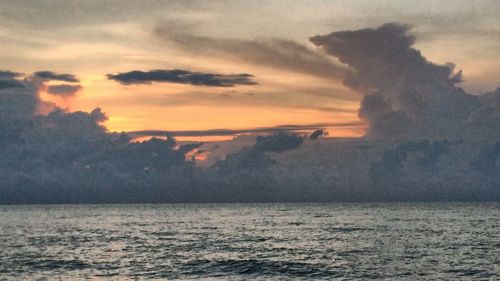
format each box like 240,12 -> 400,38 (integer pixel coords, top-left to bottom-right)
0,203 -> 498,280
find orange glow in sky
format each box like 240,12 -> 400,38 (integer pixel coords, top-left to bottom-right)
4,1 -> 500,140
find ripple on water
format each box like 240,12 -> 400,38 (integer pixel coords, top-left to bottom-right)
0,203 -> 498,280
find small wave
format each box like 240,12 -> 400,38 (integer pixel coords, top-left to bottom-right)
313,214 -> 333,218
446,268 -> 496,278
24,259 -> 90,270
182,258 -> 337,278
326,226 -> 369,232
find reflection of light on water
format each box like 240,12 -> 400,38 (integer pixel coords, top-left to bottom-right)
0,203 -> 497,279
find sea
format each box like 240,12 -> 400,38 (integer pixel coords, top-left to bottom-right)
0,203 -> 498,280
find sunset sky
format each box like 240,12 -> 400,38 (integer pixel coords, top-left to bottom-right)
2,0 -> 500,137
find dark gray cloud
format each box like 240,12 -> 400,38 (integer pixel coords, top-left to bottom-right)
0,81 -> 203,203
310,23 -> 483,139
471,141 -> 500,175
107,69 -> 257,87
0,79 -> 25,90
34,71 -> 80,82
0,70 -> 23,79
47,84 -> 83,97
309,129 -> 328,140
0,77 -> 38,119
0,70 -> 25,90
213,133 -> 304,174
369,140 -> 452,185
464,88 -> 500,140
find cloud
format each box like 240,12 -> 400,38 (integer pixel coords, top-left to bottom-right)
0,79 -> 203,203
0,75 -> 38,118
213,132 -> 304,173
309,129 -> 328,140
464,88 -> 500,140
155,23 -> 351,81
471,141 -> 500,175
34,71 -> 80,82
127,122 -> 362,138
0,70 -> 23,79
369,140 -> 452,184
358,93 -> 413,138
310,23 -> 481,139
0,70 -> 25,90
107,69 -> 257,87
47,84 -> 83,97
2,21 -> 500,203
0,70 -> 85,118
0,79 -> 25,90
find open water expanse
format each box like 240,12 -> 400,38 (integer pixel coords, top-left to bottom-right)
0,203 -> 499,280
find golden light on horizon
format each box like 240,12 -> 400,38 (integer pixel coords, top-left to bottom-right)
48,66 -> 363,139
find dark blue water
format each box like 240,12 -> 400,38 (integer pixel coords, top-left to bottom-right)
0,203 -> 498,280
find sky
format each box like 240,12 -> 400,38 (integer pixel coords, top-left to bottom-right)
2,0 -> 500,137
2,1 -> 500,203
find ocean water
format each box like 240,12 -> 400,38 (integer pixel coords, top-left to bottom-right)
0,203 -> 498,280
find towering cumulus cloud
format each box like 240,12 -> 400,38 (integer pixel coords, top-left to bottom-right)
310,23 -> 483,139
264,22 -> 500,201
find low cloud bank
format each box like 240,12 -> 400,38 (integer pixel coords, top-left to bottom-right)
0,71 -> 25,89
